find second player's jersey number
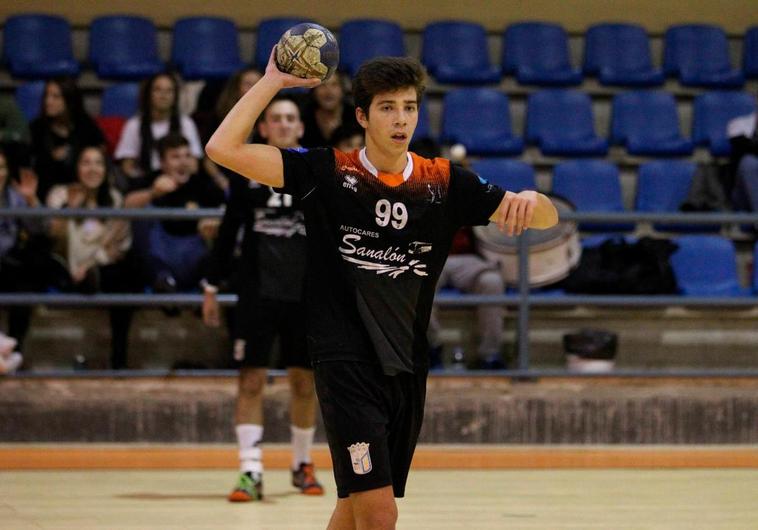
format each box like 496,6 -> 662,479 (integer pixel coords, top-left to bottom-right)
375,199 -> 408,229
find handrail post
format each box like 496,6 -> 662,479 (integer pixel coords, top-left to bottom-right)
517,230 -> 530,371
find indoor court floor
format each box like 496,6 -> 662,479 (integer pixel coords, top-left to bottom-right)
2,467 -> 757,529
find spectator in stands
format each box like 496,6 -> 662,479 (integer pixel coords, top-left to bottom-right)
0,146 -> 54,360
195,68 -> 263,194
427,225 -> 507,370
300,73 -> 359,148
727,104 -> 758,212
30,78 -> 105,202
47,146 -> 136,369
125,133 -> 224,293
0,94 -> 30,150
115,73 -> 204,180
330,122 -> 364,152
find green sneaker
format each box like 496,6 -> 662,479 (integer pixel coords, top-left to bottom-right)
228,472 -> 263,502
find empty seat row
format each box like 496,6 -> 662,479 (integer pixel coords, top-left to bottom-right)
436,88 -> 756,157
3,15 -> 758,87
472,158 -> 729,233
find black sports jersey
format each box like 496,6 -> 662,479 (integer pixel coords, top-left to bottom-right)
280,147 -> 505,374
207,173 -> 306,302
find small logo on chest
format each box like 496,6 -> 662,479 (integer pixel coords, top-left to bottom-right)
342,174 -> 358,192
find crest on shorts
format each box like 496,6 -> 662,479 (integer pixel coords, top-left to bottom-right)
347,442 -> 372,475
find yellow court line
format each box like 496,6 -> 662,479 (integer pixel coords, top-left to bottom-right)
1,445 -> 757,470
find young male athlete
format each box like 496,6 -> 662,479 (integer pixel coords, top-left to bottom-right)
202,96 -> 323,501
207,50 -> 558,529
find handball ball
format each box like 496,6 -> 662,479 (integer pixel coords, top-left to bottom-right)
275,23 -> 339,81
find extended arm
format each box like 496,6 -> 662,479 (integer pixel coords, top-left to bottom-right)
205,49 -> 320,188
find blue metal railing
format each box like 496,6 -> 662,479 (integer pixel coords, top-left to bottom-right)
2,207 -> 758,378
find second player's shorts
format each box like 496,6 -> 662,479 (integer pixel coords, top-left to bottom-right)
314,359 -> 428,498
237,297 -> 310,369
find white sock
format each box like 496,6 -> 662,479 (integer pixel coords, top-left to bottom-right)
236,424 -> 263,475
291,425 -> 316,470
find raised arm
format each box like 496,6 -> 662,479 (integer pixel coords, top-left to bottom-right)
490,190 -> 559,237
205,49 -> 321,188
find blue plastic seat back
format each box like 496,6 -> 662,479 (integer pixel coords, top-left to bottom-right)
502,22 -> 574,75
664,24 -> 734,76
2,14 -> 79,78
471,159 -> 536,192
340,19 -> 405,75
670,236 -> 745,296
526,89 -> 598,143
14,81 -> 46,121
692,91 -> 756,155
552,160 -> 624,213
100,83 -> 141,117
440,88 -> 514,145
89,16 -> 162,80
422,21 -> 493,74
255,18 -> 311,70
635,160 -> 696,212
584,23 -> 655,75
611,91 -> 682,145
412,100 -> 432,141
744,26 -> 758,78
172,17 -> 243,79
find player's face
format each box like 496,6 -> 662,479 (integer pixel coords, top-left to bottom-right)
77,148 -> 106,190
259,100 -> 304,149
358,87 -> 418,156
161,145 -> 194,183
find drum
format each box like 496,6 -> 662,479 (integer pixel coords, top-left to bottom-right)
473,195 -> 580,287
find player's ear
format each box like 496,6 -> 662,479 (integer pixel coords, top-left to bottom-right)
356,107 -> 368,129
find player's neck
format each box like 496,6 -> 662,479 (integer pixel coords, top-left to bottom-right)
364,140 -> 408,174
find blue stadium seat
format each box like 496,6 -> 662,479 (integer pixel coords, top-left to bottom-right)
89,16 -> 163,80
254,18 -> 311,71
670,236 -> 748,296
421,21 -> 501,84
502,22 -> 582,86
744,26 -> 758,78
340,19 -> 405,76
172,17 -> 244,80
470,159 -> 536,192
440,89 -> 523,156
526,89 -> 608,156
634,160 -> 712,232
100,83 -> 140,117
2,14 -> 79,78
412,100 -> 432,142
14,81 -> 45,121
583,23 -> 664,86
692,91 -> 756,156
610,91 -> 694,156
663,24 -> 744,88
552,160 -> 631,231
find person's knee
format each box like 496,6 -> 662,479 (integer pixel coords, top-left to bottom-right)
238,369 -> 265,397
351,488 -> 397,530
289,370 -> 316,401
475,270 -> 504,295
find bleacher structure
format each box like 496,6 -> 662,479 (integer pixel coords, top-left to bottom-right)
1,14 -> 758,372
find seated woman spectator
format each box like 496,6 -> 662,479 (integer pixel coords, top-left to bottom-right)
47,146 -> 137,369
125,133 -> 224,293
195,67 -> 262,193
300,73 -> 358,148
0,146 -> 55,361
30,78 -> 105,202
115,73 -> 204,180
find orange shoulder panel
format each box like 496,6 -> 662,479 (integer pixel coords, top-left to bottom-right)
409,152 -> 450,186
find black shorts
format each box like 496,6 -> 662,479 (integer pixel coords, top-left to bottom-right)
237,297 -> 310,369
314,360 -> 428,498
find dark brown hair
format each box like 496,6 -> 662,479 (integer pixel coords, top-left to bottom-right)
156,132 -> 189,159
353,57 -> 426,117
